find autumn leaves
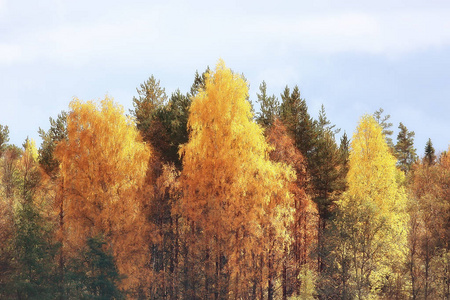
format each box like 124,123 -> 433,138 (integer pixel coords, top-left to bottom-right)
181,61 -> 297,299
60,61 -> 404,297
3,59 -> 438,299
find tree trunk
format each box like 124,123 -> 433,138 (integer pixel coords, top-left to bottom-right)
282,245 -> 287,300
268,246 -> 274,300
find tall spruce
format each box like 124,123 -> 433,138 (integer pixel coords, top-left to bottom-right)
12,139 -> 58,299
395,122 -> 417,173
130,75 -> 169,157
66,235 -> 124,299
311,106 -> 346,273
256,81 -> 279,128
0,124 -> 9,155
312,105 -> 344,216
279,88 -> 346,273
280,85 -> 316,159
38,112 -> 67,177
424,138 -> 436,166
373,108 -> 394,149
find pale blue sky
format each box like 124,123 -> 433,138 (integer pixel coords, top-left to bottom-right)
1,0 -> 449,153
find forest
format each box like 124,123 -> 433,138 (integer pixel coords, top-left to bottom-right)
0,60 -> 449,299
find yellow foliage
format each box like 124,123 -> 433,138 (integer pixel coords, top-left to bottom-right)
55,97 -> 152,291
180,60 -> 295,298
337,115 -> 409,297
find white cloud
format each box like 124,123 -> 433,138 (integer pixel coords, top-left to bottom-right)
244,10 -> 450,56
2,4 -> 450,68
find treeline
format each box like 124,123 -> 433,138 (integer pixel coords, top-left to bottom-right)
0,60 -> 449,299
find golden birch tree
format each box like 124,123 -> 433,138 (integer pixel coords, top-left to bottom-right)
55,97 -> 151,293
334,115 -> 409,299
180,60 -> 294,299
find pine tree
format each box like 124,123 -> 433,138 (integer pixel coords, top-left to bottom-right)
130,75 -> 170,156
311,106 -> 346,273
38,111 -> 68,299
280,85 -> 316,158
424,138 -> 436,166
0,124 -> 9,155
189,68 -> 209,98
38,111 -> 67,177
66,235 -> 124,299
12,139 -> 58,299
339,132 -> 350,175
256,81 -> 279,128
395,122 -> 417,173
373,108 -> 394,149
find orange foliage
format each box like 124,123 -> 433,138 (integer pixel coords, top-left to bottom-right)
55,97 -> 152,291
180,60 -> 295,298
266,118 -> 317,260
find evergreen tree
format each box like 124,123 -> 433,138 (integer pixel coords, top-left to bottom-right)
373,108 -> 394,149
189,68 -> 209,98
395,122 -> 417,173
280,85 -> 316,159
38,111 -> 68,299
256,81 -> 279,128
67,235 -> 124,300
12,139 -> 58,299
38,111 -> 67,177
311,106 -> 346,273
339,132 -> 350,170
0,139 -> 17,298
0,124 -> 9,155
279,89 -> 347,273
130,75 -> 169,155
424,138 -> 436,166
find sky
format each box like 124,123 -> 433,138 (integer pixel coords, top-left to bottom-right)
1,0 -> 449,153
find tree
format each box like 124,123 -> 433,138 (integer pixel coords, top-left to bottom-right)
180,60 -> 294,299
189,68 -> 209,98
0,124 -> 9,155
266,119 -> 317,299
130,75 -> 170,155
395,122 -> 417,173
279,85 -> 316,159
11,139 -> 58,299
66,235 -> 124,300
311,106 -> 346,273
156,90 -> 192,167
373,108 -> 394,149
55,97 -> 152,293
424,138 -> 436,166
38,111 -> 68,298
339,131 -> 350,184
131,75 -> 197,167
409,147 -> 450,299
0,131 -> 17,297
333,115 -> 408,299
256,81 -> 279,128
38,111 -> 67,177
